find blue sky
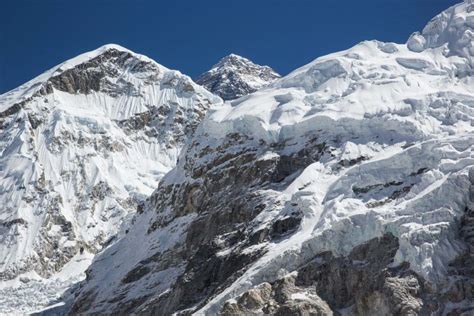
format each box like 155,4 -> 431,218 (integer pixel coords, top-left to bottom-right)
0,0 -> 460,94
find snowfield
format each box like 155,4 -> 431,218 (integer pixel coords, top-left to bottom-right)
2,1 -> 474,315
69,1 -> 474,315
0,44 -> 220,314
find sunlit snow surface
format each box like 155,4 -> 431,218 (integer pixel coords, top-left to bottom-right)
0,44 -> 220,314
3,1 -> 474,314
196,2 -> 474,312
0,253 -> 93,315
74,1 -> 474,314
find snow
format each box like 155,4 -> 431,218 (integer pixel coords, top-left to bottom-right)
72,1 -> 474,312
195,1 -> 474,313
69,211 -> 196,314
0,44 -> 168,113
409,0 -> 474,57
0,252 -> 93,316
3,1 -> 474,314
205,39 -> 473,144
0,44 -> 220,313
205,54 -> 279,89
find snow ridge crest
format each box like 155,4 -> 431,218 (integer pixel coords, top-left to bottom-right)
408,0 -> 474,57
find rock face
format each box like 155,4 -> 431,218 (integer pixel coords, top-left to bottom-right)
67,2 -> 474,315
70,2 -> 474,314
0,44 -> 220,313
221,275 -> 333,316
222,234 -> 427,316
8,1 -> 474,315
196,54 -> 280,100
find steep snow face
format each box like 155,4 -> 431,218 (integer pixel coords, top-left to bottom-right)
72,2 -> 473,315
408,0 -> 474,58
196,54 -> 280,100
207,40 -> 473,141
0,44 -> 220,314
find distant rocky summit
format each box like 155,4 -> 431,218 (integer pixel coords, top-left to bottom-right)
196,54 -> 280,100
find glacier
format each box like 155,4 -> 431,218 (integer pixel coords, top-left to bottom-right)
71,1 -> 474,315
1,1 -> 474,315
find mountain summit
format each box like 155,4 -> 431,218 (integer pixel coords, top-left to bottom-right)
2,1 -> 474,315
196,54 -> 280,100
0,44 -> 220,313
70,2 -> 474,315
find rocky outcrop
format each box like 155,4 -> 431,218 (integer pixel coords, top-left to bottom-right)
70,129 -> 331,315
116,97 -> 210,147
221,276 -> 333,316
222,234 -> 429,316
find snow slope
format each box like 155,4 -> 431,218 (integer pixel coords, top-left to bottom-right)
71,1 -> 474,315
195,3 -> 474,312
0,44 -> 220,314
196,54 -> 280,100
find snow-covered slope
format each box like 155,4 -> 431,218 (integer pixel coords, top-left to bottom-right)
0,44 -> 221,314
196,54 -> 280,100
74,1 -> 474,315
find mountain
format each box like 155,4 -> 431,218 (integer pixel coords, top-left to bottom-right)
196,54 -> 280,100
70,2 -> 474,315
0,44 -> 221,314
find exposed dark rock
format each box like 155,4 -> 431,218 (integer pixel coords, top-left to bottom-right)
122,265 -> 151,284
272,142 -> 327,183
70,131 -> 332,315
271,216 -> 302,238
0,218 -> 28,228
90,181 -> 112,200
0,104 -> 22,118
47,48 -> 156,96
116,98 -> 209,147
222,234 -> 430,316
338,155 -> 367,168
222,276 -> 333,316
27,112 -> 43,129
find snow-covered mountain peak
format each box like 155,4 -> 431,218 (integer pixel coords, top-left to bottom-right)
71,4 -> 473,315
196,53 -> 280,100
52,43 -> 164,73
0,44 -> 178,115
0,44 -> 221,313
211,35 -> 472,145
213,53 -> 261,69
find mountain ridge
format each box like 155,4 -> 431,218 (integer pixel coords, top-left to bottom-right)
69,1 -> 474,315
0,44 -> 221,314
2,1 -> 474,314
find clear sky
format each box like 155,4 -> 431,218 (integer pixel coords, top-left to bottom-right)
0,0 -> 460,94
